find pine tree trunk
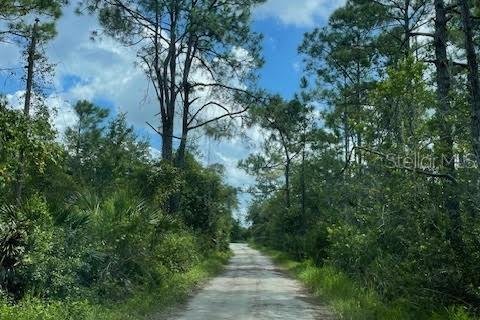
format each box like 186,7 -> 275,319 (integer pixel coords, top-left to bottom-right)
433,0 -> 463,252
161,120 -> 174,161
459,0 -> 480,167
301,146 -> 306,219
403,0 -> 411,54
15,19 -> 39,204
285,157 -> 291,209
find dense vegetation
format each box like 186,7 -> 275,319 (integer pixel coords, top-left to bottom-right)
3,0 -> 480,319
0,98 -> 237,317
0,0 -> 259,318
244,0 -> 480,318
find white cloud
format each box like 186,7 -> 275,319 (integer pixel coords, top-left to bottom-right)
255,0 -> 345,27
148,147 -> 162,159
47,95 -> 78,136
5,90 -> 24,110
48,9 -> 157,129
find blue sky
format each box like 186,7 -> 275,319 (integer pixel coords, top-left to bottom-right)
253,19 -> 306,99
0,0 -> 345,221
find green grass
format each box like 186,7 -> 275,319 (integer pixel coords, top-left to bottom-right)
0,251 -> 231,320
254,245 -> 475,320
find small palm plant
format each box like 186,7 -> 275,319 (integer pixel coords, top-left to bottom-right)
0,205 -> 27,297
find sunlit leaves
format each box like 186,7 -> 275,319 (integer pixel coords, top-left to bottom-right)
0,100 -> 59,200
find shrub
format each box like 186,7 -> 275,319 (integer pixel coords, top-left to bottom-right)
156,231 -> 200,273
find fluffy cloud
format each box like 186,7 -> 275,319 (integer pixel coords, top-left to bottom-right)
255,0 -> 345,27
47,95 -> 79,136
48,9 -> 157,129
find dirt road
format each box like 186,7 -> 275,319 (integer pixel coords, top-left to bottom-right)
165,243 -> 334,320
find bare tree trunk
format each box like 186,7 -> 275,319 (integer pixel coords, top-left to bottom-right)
169,35 -> 197,213
176,133 -> 188,168
301,145 -> 306,218
175,35 -> 196,169
157,3 -> 178,163
342,78 -> 350,164
170,104 -> 189,213
24,19 -> 38,116
355,61 -> 363,165
433,0 -> 463,252
279,131 -> 291,209
285,157 -> 291,209
459,0 -> 480,167
434,0 -> 455,181
161,119 -> 174,161
15,19 -> 39,204
403,0 -> 411,54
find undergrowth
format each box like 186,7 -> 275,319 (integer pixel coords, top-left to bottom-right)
256,245 -> 476,320
0,251 -> 231,320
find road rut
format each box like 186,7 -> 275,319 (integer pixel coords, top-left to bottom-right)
164,243 -> 334,320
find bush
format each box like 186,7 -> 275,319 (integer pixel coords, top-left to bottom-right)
1,190 -> 224,303
0,195 -> 59,299
156,231 -> 200,273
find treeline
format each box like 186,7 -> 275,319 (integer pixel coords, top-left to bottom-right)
0,99 -> 236,302
245,0 -> 480,318
0,0 -> 261,318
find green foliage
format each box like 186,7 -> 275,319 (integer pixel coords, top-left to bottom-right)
247,2 -> 480,316
156,231 -> 199,273
0,251 -> 231,320
259,246 -> 478,320
0,95 -> 236,316
0,100 -> 60,202
0,205 -> 28,296
179,157 -> 237,250
230,218 -> 249,242
0,195 -> 56,298
63,101 -> 153,196
0,0 -> 64,42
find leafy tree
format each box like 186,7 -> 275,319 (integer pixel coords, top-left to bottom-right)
180,157 -> 237,250
367,57 -> 433,154
0,0 -> 63,43
299,0 -> 383,165
64,102 -> 154,196
65,100 -> 109,188
0,99 -> 59,203
240,97 -> 311,208
97,113 -> 151,194
230,218 -> 248,242
81,0 -> 264,165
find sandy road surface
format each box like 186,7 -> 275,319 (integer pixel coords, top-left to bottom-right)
164,243 -> 334,320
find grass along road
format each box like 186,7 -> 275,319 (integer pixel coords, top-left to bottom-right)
163,243 -> 334,320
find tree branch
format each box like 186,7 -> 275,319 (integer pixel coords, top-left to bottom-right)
187,106 -> 249,131
146,121 -> 182,140
356,146 -> 457,183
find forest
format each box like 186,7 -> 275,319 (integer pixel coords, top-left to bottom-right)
1,0 -> 480,319
245,0 -> 480,318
